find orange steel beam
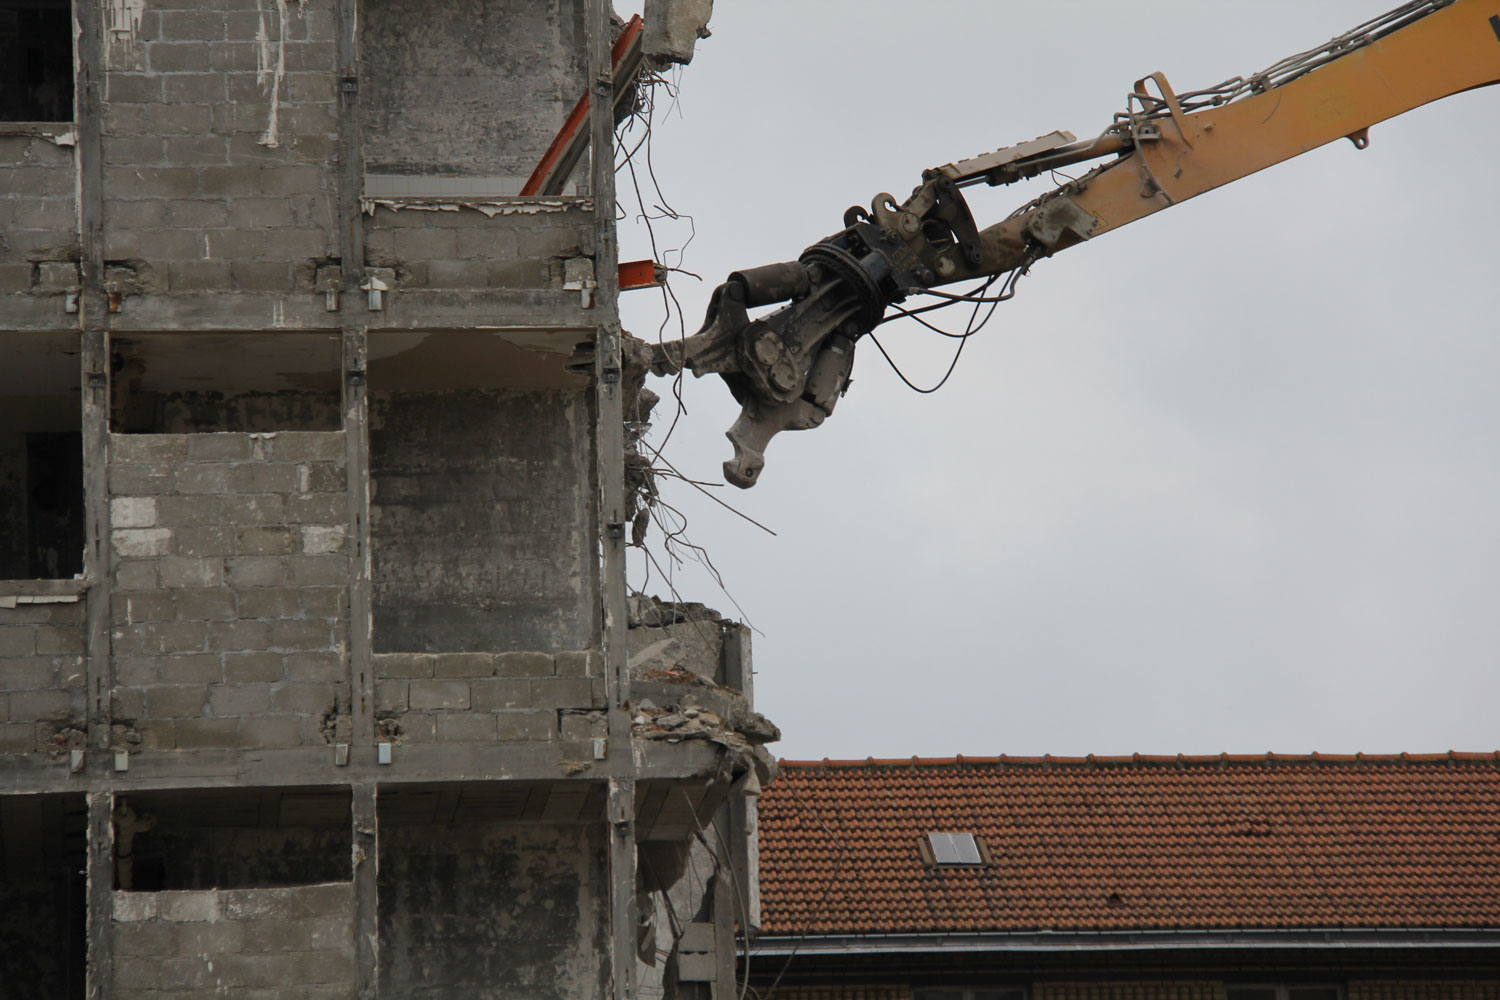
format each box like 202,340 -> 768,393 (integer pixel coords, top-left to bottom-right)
618,259 -> 666,291
521,14 -> 645,197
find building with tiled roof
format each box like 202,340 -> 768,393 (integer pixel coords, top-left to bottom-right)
746,754 -> 1500,1000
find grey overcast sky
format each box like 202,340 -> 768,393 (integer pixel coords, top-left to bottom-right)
616,1 -> 1500,762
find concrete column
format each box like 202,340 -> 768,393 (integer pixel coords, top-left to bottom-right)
352,783 -> 378,1000
608,777 -> 637,1000
344,330 -> 374,745
335,0 -> 366,289
85,791 -> 114,1000
78,0 -> 111,757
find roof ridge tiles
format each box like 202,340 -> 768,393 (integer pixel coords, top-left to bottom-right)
783,751 -> 1500,770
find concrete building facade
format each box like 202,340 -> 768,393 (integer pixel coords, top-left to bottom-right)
0,0 -> 763,996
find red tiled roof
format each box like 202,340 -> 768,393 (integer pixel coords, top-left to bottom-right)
756,752 -> 1500,936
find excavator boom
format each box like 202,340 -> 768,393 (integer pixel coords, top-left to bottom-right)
652,0 -> 1500,487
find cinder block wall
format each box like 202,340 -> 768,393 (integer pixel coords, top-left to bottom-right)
363,203 -> 595,290
373,649 -> 602,745
1034,984 -> 1223,1000
1350,981 -> 1500,1000
112,883 -> 355,999
0,132 -> 77,289
0,598 -> 86,754
99,0 -> 340,294
108,432 -> 349,750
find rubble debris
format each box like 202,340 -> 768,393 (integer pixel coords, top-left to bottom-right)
643,0 -> 714,65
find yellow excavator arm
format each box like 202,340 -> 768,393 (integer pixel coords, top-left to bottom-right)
653,0 -> 1500,488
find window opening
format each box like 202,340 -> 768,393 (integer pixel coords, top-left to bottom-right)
0,0 -> 72,122
116,788 -> 351,890
0,794 -> 88,999
110,333 -> 342,433
1,333 -> 83,580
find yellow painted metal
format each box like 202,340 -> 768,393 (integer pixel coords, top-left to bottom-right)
979,0 -> 1500,268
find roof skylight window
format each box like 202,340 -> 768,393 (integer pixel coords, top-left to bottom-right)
923,832 -> 985,866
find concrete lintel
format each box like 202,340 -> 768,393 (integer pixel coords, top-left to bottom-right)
0,295 -> 82,331
0,740 -> 725,794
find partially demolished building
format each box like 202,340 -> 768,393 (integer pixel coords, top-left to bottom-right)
0,1 -> 766,997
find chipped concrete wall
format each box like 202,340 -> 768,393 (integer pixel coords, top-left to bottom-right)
0,595 -> 87,755
370,389 -> 595,653
373,649 -> 601,745
359,0 -> 586,184
363,201 -> 595,290
112,883 -> 354,999
378,822 -> 609,1000
108,432 -> 348,751
100,0 -> 340,295
0,131 -> 78,283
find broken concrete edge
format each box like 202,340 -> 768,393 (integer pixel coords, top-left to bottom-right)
642,0 -> 714,66
360,197 -> 590,218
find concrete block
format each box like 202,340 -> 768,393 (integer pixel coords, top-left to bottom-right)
395,712 -> 435,743
494,710 -> 556,742
495,650 -> 554,677
426,259 -> 489,288
392,226 -> 459,260
231,462 -> 298,494
225,556 -> 286,588
208,683 -> 271,717
270,682 -> 334,715
144,685 -> 207,718
408,680 -> 470,711
106,73 -> 163,103
470,678 -> 530,712
236,588 -> 300,619
112,687 -> 146,719
286,554 -> 346,586
236,525 -> 296,555
0,723 -> 33,754
224,651 -> 286,683
138,719 -> 176,750
270,619 -> 330,650
173,588 -> 236,621
154,494 -> 224,526
0,656 -> 52,686
374,680 -> 407,714
228,259 -> 294,291
35,260 -> 80,291
436,712 -> 495,742
298,461 -> 345,493
222,494 -> 286,524
186,434 -> 251,462
431,652 -> 493,678
259,165 -> 325,196
207,619 -> 272,650
157,654 -> 223,684
35,626 -> 84,656
114,561 -> 160,591
147,40 -> 212,72
0,263 -> 32,291
112,891 -> 159,922
531,677 -> 594,708
174,919 -> 245,954
554,649 -> 595,677
285,492 -> 343,523
0,628 -> 36,657
111,496 -> 157,528
112,955 -> 166,991
168,259 -> 233,291
108,463 -> 174,495
112,656 -> 157,686
286,650 -> 343,681
560,709 -> 607,741
113,528 -> 173,558
374,652 -> 432,678
157,890 -> 220,923
174,463 -> 231,495
10,689 -> 71,721
269,431 -> 345,462
173,717 -> 239,748
300,524 -> 346,554
237,715 -> 303,748
158,557 -> 224,588
162,134 -> 228,164
173,525 -> 234,557
164,197 -> 232,231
